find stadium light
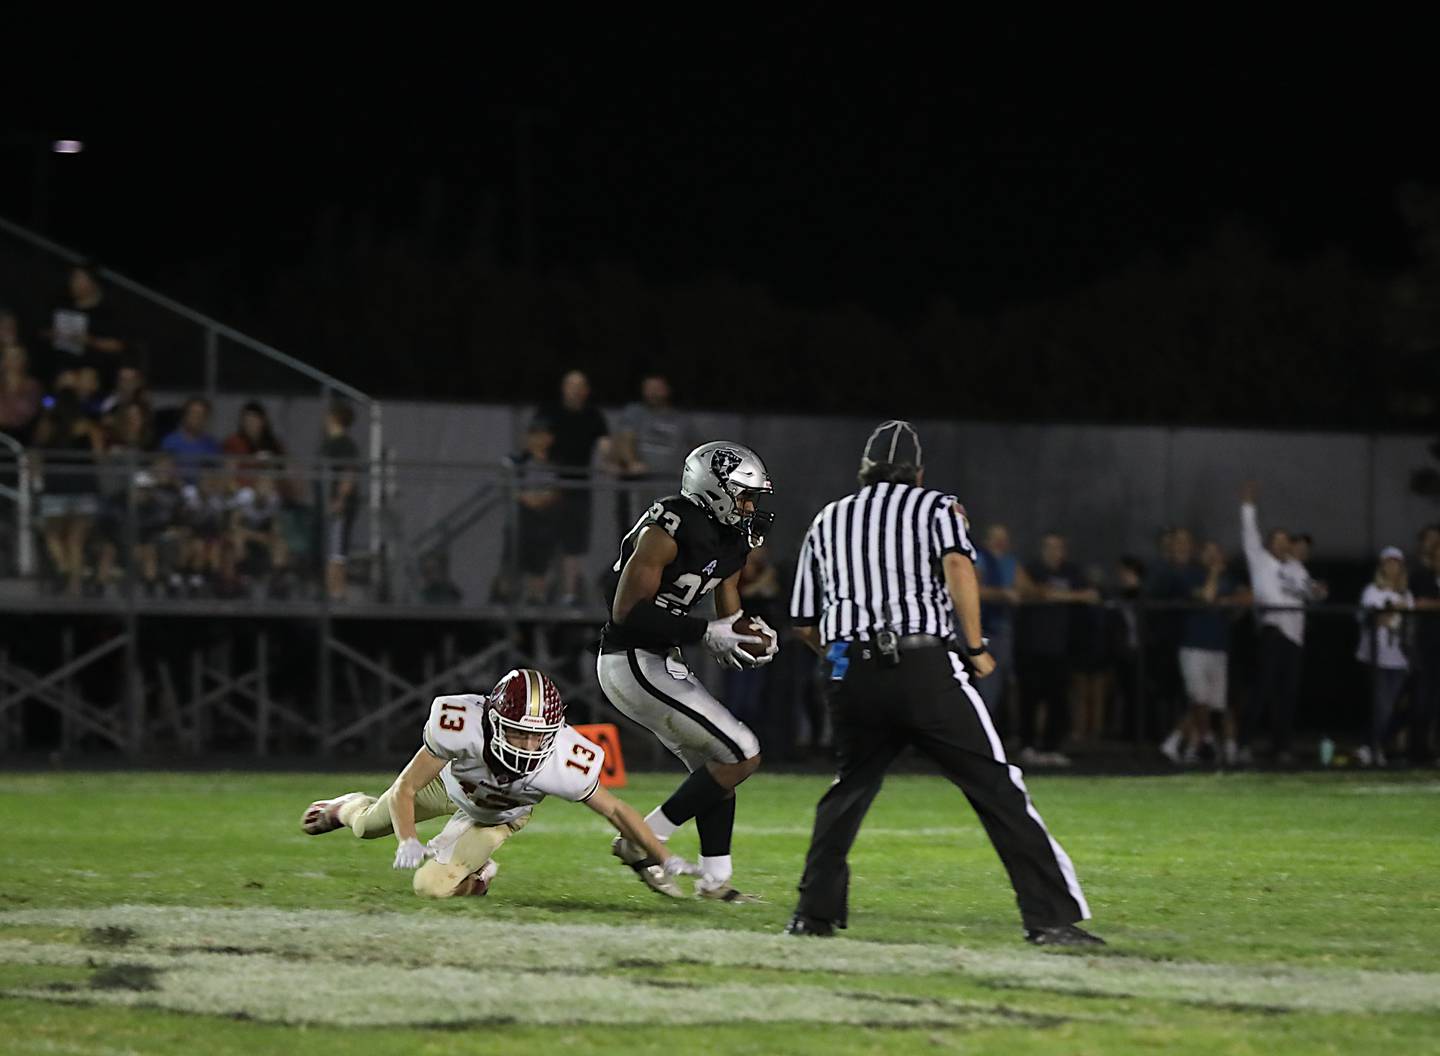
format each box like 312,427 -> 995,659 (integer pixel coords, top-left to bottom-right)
51,140 -> 84,154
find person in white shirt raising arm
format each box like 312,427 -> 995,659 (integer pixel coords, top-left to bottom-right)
1238,481 -> 1325,765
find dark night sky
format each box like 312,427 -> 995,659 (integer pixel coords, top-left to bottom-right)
4,17 -> 1437,327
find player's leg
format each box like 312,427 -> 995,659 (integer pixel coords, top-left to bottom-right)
597,648 -> 760,897
413,814 -> 530,899
911,649 -> 1096,941
301,774 -> 452,838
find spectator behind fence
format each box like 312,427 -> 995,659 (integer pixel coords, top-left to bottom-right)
230,470 -> 289,597
1108,556 -> 1147,739
508,418 -> 563,604
1145,527 -> 1190,743
533,370 -> 611,606
1409,525 -> 1440,765
160,397 -> 221,484
975,524 -> 1025,732
32,387 -> 104,595
1017,532 -> 1098,767
316,401 -> 360,602
98,363 -> 148,419
94,400 -> 157,591
1162,541 -> 1243,765
1069,564 -> 1113,743
1354,547 -> 1413,768
418,551 -> 463,605
41,263 -> 127,388
0,339 -> 42,444
614,373 -> 694,535
222,400 -> 286,487
1239,481 -> 1324,764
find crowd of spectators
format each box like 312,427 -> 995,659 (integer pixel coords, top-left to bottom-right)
0,265 -> 365,600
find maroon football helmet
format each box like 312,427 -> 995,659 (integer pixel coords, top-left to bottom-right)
486,668 -> 565,774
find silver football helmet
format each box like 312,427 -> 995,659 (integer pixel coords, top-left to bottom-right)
680,441 -> 775,547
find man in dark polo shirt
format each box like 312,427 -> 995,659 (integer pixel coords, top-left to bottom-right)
533,370 -> 612,606
1017,533 -> 1097,767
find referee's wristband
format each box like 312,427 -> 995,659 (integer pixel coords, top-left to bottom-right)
963,639 -> 989,657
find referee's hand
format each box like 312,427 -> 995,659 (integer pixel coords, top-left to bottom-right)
967,651 -> 996,679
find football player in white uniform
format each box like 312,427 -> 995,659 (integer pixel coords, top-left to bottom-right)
300,668 -> 698,899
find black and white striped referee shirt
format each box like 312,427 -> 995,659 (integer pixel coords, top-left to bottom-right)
790,482 -> 977,644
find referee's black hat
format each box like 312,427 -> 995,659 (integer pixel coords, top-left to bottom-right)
858,420 -> 923,484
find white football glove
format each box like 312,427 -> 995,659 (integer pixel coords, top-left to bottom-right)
735,616 -> 779,667
703,611 -> 766,669
661,854 -> 701,878
392,836 -> 431,870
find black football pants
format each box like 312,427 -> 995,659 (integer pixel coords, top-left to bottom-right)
795,642 -> 1091,931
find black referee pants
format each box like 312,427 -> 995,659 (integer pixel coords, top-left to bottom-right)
795,643 -> 1090,931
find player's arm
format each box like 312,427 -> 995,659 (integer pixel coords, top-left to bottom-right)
715,570 -> 743,618
583,785 -> 698,878
943,552 -> 995,679
388,746 -> 447,869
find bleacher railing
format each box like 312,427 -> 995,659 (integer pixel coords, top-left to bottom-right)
0,213 -> 385,604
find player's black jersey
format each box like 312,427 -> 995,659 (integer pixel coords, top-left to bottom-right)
600,494 -> 750,654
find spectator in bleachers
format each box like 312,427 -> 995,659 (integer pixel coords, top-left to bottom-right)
1408,525 -> 1440,765
508,418 -> 563,604
417,551 -> 463,605
1017,532 -> 1097,766
975,523 -> 1025,731
533,370 -> 612,606
32,387 -> 104,595
160,397 -> 221,484
97,363 -> 148,419
316,401 -> 360,602
1161,540 -> 1243,765
93,400 -> 157,592
230,470 -> 289,597
132,453 -> 186,595
41,263 -> 127,388
613,372 -> 694,535
0,340 -> 43,444
222,400 -> 285,486
1354,547 -> 1413,767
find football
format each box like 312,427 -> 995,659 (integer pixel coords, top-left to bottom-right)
733,615 -> 777,660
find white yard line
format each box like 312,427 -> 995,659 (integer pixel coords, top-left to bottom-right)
2,905 -> 1437,1027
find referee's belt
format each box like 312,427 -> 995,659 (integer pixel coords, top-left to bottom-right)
826,633 -> 949,654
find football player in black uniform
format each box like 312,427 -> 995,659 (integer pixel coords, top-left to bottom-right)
597,442 -> 778,902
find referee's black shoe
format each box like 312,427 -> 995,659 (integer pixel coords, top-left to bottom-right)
783,913 -> 836,938
1024,924 -> 1105,947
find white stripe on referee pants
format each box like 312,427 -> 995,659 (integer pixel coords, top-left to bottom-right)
949,653 -> 1091,921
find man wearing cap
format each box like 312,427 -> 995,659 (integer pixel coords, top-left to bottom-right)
783,420 -> 1101,947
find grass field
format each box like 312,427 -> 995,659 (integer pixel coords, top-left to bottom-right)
2,768 -> 1438,1054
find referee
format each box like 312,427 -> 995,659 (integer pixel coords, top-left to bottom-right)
783,421 -> 1101,946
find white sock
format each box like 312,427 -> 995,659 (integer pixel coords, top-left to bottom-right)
1161,731 -> 1181,753
644,808 -> 677,842
699,854 -> 733,885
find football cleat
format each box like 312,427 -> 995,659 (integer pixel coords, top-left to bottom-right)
462,859 -> 498,897
1024,924 -> 1106,947
300,792 -> 364,835
783,914 -> 835,937
611,836 -> 684,898
696,875 -> 765,904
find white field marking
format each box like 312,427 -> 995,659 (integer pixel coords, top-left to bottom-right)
1342,784 -> 1440,795
0,939 -> 998,1029
2,906 -> 1438,1021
